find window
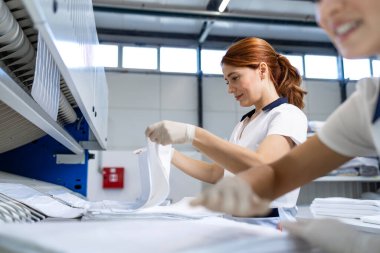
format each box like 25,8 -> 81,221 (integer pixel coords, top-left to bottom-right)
283,54 -> 304,76
343,58 -> 371,80
122,46 -> 158,70
160,47 -> 197,73
94,44 -> 118,68
372,59 -> 380,77
201,49 -> 226,75
304,55 -> 338,79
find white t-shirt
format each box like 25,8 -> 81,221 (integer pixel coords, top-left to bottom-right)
319,78 -> 379,157
227,98 -> 308,208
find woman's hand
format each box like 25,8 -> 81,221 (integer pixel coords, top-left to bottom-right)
283,218 -> 380,253
190,176 -> 271,217
145,120 -> 195,145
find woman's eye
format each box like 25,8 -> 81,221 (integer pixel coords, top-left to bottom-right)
232,76 -> 239,81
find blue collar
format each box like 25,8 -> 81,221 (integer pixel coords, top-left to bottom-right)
240,97 -> 288,122
373,87 -> 380,123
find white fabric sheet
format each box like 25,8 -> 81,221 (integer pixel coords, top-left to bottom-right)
0,217 -> 286,253
361,214 -> 380,225
0,183 -> 86,219
136,139 -> 172,208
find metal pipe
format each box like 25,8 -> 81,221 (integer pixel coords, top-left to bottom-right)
197,46 -> 203,127
93,4 -> 318,27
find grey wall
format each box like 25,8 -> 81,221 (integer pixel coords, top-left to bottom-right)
106,72 -> 345,149
106,73 -> 198,150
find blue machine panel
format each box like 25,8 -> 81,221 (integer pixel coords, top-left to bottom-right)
0,113 -> 89,196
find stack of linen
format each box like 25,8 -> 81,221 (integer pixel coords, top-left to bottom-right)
307,121 -> 325,137
327,157 -> 379,177
310,197 -> 380,219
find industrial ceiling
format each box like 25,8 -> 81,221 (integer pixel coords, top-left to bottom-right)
92,0 -> 336,54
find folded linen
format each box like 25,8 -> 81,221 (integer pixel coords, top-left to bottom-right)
310,197 -> 380,219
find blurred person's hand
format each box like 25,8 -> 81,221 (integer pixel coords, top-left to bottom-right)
283,218 -> 380,253
190,176 -> 270,217
145,120 -> 195,145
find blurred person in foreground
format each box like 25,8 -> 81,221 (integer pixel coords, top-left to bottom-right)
191,0 -> 380,252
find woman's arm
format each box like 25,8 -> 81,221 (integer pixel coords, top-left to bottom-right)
239,135 -> 353,200
146,117 -> 304,175
193,127 -> 294,174
190,135 -> 354,216
171,149 -> 224,184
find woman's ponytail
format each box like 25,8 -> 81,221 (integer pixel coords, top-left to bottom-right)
274,54 -> 307,109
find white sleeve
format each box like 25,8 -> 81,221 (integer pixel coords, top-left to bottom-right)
267,105 -> 308,145
318,79 -> 377,157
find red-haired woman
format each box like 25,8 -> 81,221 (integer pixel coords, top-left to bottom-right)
145,37 -> 307,228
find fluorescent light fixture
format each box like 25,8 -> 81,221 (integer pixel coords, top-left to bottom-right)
218,0 -> 230,12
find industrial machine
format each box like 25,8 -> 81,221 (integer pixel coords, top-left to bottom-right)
0,0 -> 108,196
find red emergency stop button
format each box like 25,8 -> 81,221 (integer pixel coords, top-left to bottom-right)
102,167 -> 124,189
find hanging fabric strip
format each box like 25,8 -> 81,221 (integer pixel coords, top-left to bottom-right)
31,33 -> 60,121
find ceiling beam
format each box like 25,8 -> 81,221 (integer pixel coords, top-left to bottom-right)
206,0 -> 224,11
198,21 -> 214,44
93,4 -> 318,27
97,27 -> 335,52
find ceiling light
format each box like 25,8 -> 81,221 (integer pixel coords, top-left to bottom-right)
218,0 -> 230,13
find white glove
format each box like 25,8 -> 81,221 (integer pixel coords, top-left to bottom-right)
190,176 -> 270,217
283,218 -> 380,253
145,120 -> 195,145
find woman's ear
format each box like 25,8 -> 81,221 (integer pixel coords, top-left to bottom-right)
259,62 -> 267,80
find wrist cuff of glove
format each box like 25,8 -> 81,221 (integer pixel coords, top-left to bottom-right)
185,124 -> 195,144
170,147 -> 175,162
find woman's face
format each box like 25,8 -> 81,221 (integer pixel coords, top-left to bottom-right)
222,64 -> 262,107
316,0 -> 380,58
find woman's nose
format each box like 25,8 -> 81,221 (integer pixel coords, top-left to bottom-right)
227,84 -> 234,94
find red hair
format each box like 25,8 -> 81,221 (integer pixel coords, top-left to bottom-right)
221,37 -> 306,109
